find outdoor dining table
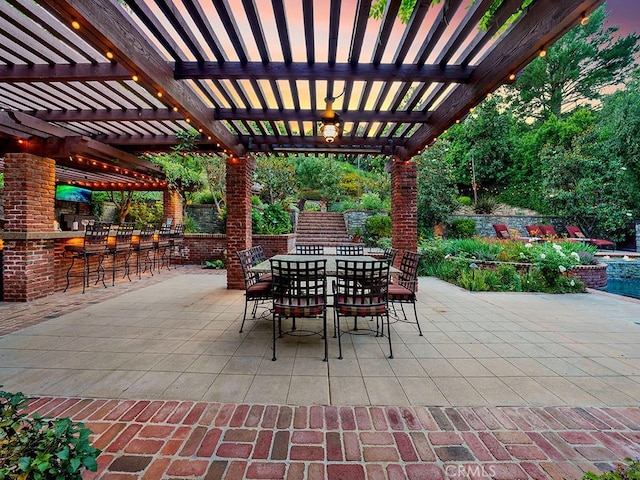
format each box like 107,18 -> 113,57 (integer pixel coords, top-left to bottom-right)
249,254 -> 401,275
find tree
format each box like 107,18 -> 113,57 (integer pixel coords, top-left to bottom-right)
415,140 -> 459,234
254,155 -> 297,204
539,132 -> 635,241
438,96 -> 516,196
506,5 -> 640,120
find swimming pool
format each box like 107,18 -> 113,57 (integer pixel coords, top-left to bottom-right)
600,278 -> 640,300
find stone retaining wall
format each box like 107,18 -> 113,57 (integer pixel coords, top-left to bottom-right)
605,259 -> 640,279
450,214 -> 565,238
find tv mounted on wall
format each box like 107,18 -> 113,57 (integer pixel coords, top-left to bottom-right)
55,185 -> 92,203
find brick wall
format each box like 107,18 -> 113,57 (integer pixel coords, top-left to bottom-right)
225,157 -> 254,289
2,153 -> 57,301
183,234 -> 227,264
3,153 -> 55,232
390,159 -> 418,257
163,188 -> 184,225
570,263 -> 608,289
253,234 -> 296,258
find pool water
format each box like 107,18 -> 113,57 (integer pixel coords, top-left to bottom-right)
601,278 -> 640,300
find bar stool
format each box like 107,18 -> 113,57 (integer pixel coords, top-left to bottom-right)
63,222 -> 112,294
169,223 -> 185,267
154,224 -> 172,272
134,226 -> 156,278
110,222 -> 134,286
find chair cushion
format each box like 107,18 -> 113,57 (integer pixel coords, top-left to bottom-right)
247,281 -> 271,298
388,284 -> 414,301
336,303 -> 387,317
590,239 -> 615,248
274,297 -> 325,317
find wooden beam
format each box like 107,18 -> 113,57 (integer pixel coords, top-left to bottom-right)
174,61 -> 473,82
29,108 -> 183,122
403,0 -> 606,159
37,0 -> 245,157
0,63 -> 131,82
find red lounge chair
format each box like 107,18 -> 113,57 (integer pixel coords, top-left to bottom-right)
525,225 -> 541,237
565,226 -> 615,249
538,225 -> 559,239
493,224 -> 512,240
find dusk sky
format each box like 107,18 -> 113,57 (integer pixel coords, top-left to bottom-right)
604,0 -> 640,37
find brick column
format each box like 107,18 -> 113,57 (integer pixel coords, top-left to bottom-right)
391,158 -> 418,256
226,156 -> 254,289
2,153 -> 56,301
162,187 -> 184,225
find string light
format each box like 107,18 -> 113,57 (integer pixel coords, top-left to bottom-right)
132,74 -> 139,82
106,51 -> 114,60
71,20 -> 80,30
539,49 -> 547,58
508,73 -> 516,81
580,12 -> 590,26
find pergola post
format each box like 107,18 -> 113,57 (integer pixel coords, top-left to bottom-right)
163,187 -> 184,225
2,153 -> 56,301
226,156 -> 255,289
391,158 -> 418,262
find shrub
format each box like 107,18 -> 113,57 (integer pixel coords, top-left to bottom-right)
252,207 -> 264,233
474,194 -> 498,214
259,204 -> 292,235
127,200 -> 163,229
184,216 -> 199,233
364,215 -> 391,245
190,190 -> 215,204
583,458 -> 640,479
0,389 -> 101,479
360,192 -> 384,211
458,196 -> 472,206
447,218 -> 476,238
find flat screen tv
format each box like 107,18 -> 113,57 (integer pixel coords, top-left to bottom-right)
55,185 -> 92,203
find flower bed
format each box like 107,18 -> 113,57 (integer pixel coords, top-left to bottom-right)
419,238 -> 600,293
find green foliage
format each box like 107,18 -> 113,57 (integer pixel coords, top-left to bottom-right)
183,216 -> 199,233
457,196 -> 472,206
254,204 -> 291,235
203,259 -> 225,269
0,172 -> 4,189
360,193 -> 384,211
127,200 -> 163,229
473,194 -> 498,214
418,238 -> 591,293
255,156 -> 298,205
364,215 -> 391,245
506,6 -> 640,120
0,389 -> 100,479
446,218 -> 476,239
190,190 -> 216,204
583,458 -> 640,480
416,141 -> 459,230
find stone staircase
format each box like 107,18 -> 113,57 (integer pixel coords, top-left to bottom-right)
296,211 -> 353,247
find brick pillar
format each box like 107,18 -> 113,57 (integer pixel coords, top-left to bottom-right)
2,153 -> 56,301
226,156 -> 254,289
391,158 -> 418,257
162,187 -> 183,225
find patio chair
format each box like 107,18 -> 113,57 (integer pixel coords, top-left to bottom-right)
336,244 -> 365,256
270,258 -> 328,361
382,247 -> 399,266
134,226 -> 156,278
388,250 -> 422,336
333,259 -> 392,359
296,244 -> 324,255
565,226 -> 615,249
493,224 -> 529,241
63,222 -> 112,294
237,248 -> 273,333
249,245 -> 271,281
109,222 -> 134,286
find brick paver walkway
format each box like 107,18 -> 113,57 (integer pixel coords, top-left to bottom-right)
27,397 -> 640,479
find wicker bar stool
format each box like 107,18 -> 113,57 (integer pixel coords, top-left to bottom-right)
110,222 -> 134,286
134,226 -> 156,278
63,222 -> 112,294
154,224 -> 172,271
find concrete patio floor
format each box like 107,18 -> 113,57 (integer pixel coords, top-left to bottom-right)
1,267 -> 640,479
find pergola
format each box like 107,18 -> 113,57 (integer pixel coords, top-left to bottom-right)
0,0 -> 603,298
